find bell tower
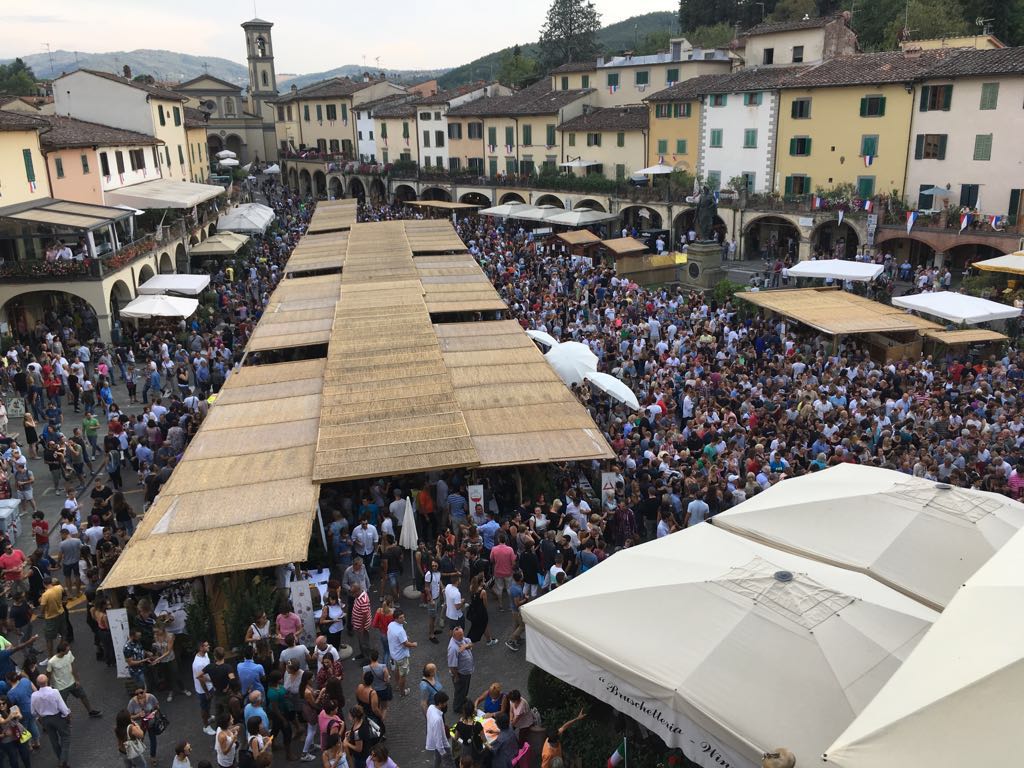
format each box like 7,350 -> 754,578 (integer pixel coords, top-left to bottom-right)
241,18 -> 278,113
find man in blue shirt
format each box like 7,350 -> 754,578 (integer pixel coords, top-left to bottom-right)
478,512 -> 501,554
236,646 -> 265,697
242,690 -> 269,739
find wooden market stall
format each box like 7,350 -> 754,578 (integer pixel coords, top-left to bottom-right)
548,229 -> 602,261
600,236 -> 648,266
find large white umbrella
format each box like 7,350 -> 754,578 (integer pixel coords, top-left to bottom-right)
546,209 -> 619,227
478,202 -> 531,218
973,251 -> 1024,275
523,523 -> 937,768
119,294 -> 198,319
583,371 -> 640,410
262,163 -> 281,175
217,203 -> 276,234
892,291 -> 1021,324
558,159 -> 598,168
138,274 -> 211,297
399,496 -> 421,599
512,204 -> 563,222
714,463 -> 1024,609
787,259 -> 883,283
218,157 -> 240,167
823,523 -> 1024,767
216,149 -> 237,159
635,163 -> 676,175
543,341 -> 597,386
525,329 -> 558,350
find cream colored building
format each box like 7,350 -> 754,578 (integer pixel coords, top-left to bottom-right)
412,83 -> 511,170
184,108 -> 210,183
737,14 -> 858,67
0,111 -> 49,204
373,100 -> 418,165
558,105 -> 649,180
645,75 -> 719,174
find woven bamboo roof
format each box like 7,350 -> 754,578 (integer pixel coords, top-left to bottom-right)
404,219 -> 469,254
922,329 -> 1007,344
307,198 -> 357,234
246,274 -> 341,352
602,236 -> 648,255
100,359 -> 324,588
556,230 -> 601,246
284,231 -> 347,276
737,288 -> 943,336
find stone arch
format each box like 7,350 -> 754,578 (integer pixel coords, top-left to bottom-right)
298,169 -> 312,197
159,252 -> 174,274
189,234 -> 199,246
421,186 -> 452,202
811,219 -> 860,259
535,194 -> 564,208
743,215 -> 801,261
207,223 -> 216,238
369,178 -> 387,204
109,279 -> 133,321
394,184 -> 417,204
329,176 -> 343,199
947,243 -> 1006,272
349,177 -> 366,202
673,209 -> 728,244
620,205 -> 661,230
225,134 -> 244,162
208,134 -> 224,159
459,192 -> 491,207
312,170 -> 327,198
1,289 -> 104,343
870,235 -> 935,267
174,243 -> 186,273
288,167 -> 299,191
574,198 -> 606,212
138,264 -> 156,285
499,192 -> 525,204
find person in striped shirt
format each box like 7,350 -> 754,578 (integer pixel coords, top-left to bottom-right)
349,584 -> 373,663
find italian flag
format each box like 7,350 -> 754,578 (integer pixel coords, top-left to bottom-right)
608,738 -> 627,767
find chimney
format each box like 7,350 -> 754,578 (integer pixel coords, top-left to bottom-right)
596,56 -> 604,67
363,71 -> 370,82
290,84 -> 298,94
123,65 -> 132,80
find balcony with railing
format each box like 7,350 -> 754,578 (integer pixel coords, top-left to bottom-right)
0,233 -> 162,282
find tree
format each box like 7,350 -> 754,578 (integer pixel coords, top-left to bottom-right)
539,0 -> 602,68
771,0 -> 818,22
688,22 -> 737,48
884,0 -> 969,46
636,30 -> 672,55
498,45 -> 540,89
133,74 -> 157,85
0,58 -> 36,97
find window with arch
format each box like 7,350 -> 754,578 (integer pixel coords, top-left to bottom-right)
256,36 -> 266,58
224,97 -> 235,116
261,71 -> 268,87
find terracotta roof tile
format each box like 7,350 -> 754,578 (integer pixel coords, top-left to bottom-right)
922,46 -> 1024,78
36,115 -> 162,148
558,104 -> 648,132
74,69 -> 185,101
0,110 -> 45,132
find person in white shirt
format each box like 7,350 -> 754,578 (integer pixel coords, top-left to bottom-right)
425,692 -> 451,763
443,576 -> 464,630
192,640 -> 216,735
422,560 -> 443,642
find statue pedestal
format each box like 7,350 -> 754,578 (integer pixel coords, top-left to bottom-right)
680,241 -> 727,290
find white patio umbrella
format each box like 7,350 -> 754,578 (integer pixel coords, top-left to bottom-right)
583,371 -> 640,410
714,463 -> 1024,609
525,329 -> 558,350
522,523 -> 938,768
262,163 -> 281,175
823,523 -> 1024,767
546,209 -> 619,227
119,294 -> 198,319
892,291 -> 1021,325
219,158 -> 240,167
216,149 -> 237,159
399,496 -> 421,599
543,341 -> 597,386
478,202 -> 530,218
558,159 -> 598,168
635,163 -> 676,175
217,203 -> 276,234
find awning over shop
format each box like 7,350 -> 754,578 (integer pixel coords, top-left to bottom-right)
555,229 -> 601,247
0,197 -> 133,230
138,274 -> 211,296
892,291 -> 1022,324
105,179 -> 225,209
189,232 -> 250,257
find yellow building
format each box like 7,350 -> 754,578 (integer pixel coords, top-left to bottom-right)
557,105 -> 649,180
644,74 -> 724,174
183,107 -> 210,183
0,111 -> 50,205
774,51 -> 943,199
373,100 -> 418,166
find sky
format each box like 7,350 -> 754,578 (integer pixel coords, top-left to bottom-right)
1,0 -> 676,74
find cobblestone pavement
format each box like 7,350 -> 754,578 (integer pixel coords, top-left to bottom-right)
10,375 -> 532,767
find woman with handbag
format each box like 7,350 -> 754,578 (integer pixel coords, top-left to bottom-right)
116,709 -> 148,768
126,688 -> 162,767
0,695 -> 30,768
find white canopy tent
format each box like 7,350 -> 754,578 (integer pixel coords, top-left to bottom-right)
119,294 -> 198,319
218,158 -> 240,168
823,523 -> 1024,767
478,202 -> 531,219
189,232 -> 250,257
713,464 -> 1024,610
216,203 -> 276,234
787,259 -> 883,282
138,274 -> 211,297
104,179 -> 226,210
522,523 -> 937,768
635,163 -> 676,175
558,159 -> 598,168
546,209 -> 620,227
262,164 -> 281,175
215,149 -> 236,159
892,291 -> 1021,324
511,205 -> 564,222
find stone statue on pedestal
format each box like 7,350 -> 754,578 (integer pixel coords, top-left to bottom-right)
686,183 -> 718,242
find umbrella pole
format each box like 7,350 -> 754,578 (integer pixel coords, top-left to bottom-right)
402,547 -> 421,600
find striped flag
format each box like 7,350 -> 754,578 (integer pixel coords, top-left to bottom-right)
812,196 -> 823,210
863,199 -> 873,212
864,154 -> 874,167
960,212 -> 972,232
906,210 -> 918,234
608,738 -> 627,767
838,209 -> 844,226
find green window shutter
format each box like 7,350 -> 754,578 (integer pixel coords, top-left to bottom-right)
806,137 -> 812,155
1009,189 -> 1021,226
789,137 -> 797,155
341,104 -> 347,121
784,176 -> 793,195
791,100 -> 799,119
919,87 -> 928,112
943,85 -> 953,111
859,96 -> 867,117
22,148 -> 35,183
546,125 -> 555,145
878,96 -> 886,116
617,132 -> 624,147
974,134 -> 992,161
938,134 -> 948,159
676,139 -> 687,154
505,127 -> 514,146
980,83 -> 999,110
914,134 -> 924,159
657,139 -> 667,154
523,125 -> 532,145
488,127 -> 496,145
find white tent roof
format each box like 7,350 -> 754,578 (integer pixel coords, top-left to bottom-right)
119,294 -> 198,319
824,523 -> 1024,767
787,259 -> 883,282
891,291 -> 1021,324
546,209 -> 620,227
104,179 -> 226,209
523,524 -> 937,768
543,341 -> 597,386
513,205 -> 564,222
714,464 -> 1024,610
216,203 -> 276,234
478,202 -> 531,218
189,232 -> 250,257
137,274 -> 211,296
558,159 -> 598,168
